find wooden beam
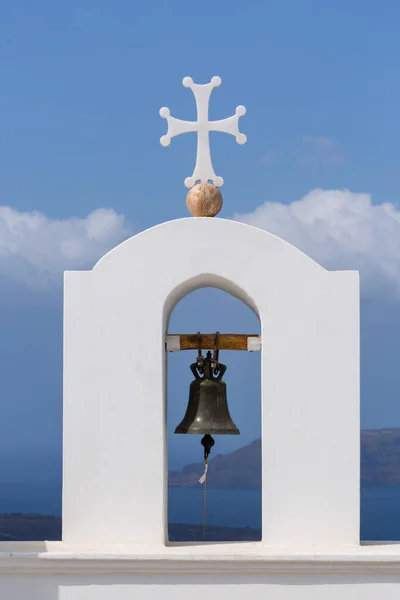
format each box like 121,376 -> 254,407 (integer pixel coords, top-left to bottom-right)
165,334 -> 261,352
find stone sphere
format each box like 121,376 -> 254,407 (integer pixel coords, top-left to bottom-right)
186,183 -> 223,217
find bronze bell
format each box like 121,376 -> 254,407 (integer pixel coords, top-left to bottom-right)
174,339 -> 240,435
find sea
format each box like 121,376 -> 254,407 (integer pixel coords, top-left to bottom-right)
0,483 -> 400,541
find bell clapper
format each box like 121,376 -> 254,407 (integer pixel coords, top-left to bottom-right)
199,434 -> 214,484
201,434 -> 215,461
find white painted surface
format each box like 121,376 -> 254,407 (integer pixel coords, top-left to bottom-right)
160,76 -> 246,187
3,548 -> 400,599
247,336 -> 262,351
63,217 -> 359,549
53,579 -> 400,600
165,334 -> 181,351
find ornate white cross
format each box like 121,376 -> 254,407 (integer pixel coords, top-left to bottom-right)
160,76 -> 246,188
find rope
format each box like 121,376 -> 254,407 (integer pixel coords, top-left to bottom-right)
202,458 -> 208,541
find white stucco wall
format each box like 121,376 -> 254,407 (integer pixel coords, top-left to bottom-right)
5,573 -> 400,600
2,546 -> 400,599
62,217 -> 359,549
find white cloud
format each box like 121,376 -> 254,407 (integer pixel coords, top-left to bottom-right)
0,206 -> 131,286
2,190 -> 400,300
233,188 -> 400,300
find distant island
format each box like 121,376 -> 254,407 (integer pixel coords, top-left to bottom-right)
0,513 -> 61,541
0,514 -> 260,543
2,428 -> 400,542
169,428 -> 400,488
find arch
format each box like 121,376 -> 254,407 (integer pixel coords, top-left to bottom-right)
166,284 -> 262,540
63,217 -> 359,549
163,273 -> 260,332
93,217 -> 326,282
163,276 -> 261,543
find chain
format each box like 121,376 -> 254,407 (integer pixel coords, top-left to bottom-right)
202,457 -> 208,541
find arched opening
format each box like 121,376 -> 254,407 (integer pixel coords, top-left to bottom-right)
166,284 -> 261,542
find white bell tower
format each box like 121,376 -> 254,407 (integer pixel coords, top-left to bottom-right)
13,76 -> 400,600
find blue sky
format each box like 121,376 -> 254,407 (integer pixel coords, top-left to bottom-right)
1,0 -> 400,479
